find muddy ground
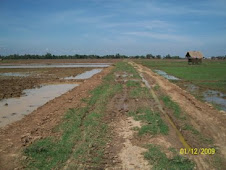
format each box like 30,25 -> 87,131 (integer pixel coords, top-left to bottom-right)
0,67 -> 95,100
0,60 -> 225,169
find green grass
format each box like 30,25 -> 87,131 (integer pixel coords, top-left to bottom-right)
129,108 -> 168,135
144,144 -> 195,170
161,95 -> 185,119
126,80 -> 140,87
129,86 -> 151,99
136,60 -> 226,93
153,84 -> 160,91
115,61 -> 140,78
182,124 -> 199,135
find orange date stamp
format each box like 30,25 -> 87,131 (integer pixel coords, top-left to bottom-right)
180,148 -> 215,155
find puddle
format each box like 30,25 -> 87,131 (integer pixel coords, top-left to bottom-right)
0,72 -> 30,77
115,72 -> 133,78
155,70 -> 179,80
0,84 -> 78,128
184,84 -> 226,111
184,84 -> 199,92
140,73 -> 151,89
0,63 -> 111,69
64,69 -> 103,80
203,90 -> 226,111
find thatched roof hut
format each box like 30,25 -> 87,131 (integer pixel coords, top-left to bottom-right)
186,51 -> 203,59
186,51 -> 203,64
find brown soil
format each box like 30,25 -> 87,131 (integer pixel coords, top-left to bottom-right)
0,67 -> 94,100
0,66 -> 113,170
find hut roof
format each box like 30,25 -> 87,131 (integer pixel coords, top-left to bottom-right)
186,51 -> 203,59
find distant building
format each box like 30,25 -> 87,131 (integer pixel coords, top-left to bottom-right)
185,51 -> 203,64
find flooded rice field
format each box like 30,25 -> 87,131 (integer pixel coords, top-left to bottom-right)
0,72 -> 30,77
154,70 -> 179,80
184,84 -> 226,111
203,90 -> 226,111
64,69 -> 103,79
0,84 -> 78,127
0,63 -> 108,127
154,71 -> 226,111
0,67 -> 99,100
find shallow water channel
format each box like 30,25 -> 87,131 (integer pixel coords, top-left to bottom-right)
64,69 -> 103,79
0,72 -> 30,77
203,90 -> 226,111
184,84 -> 226,111
0,84 -> 78,128
155,70 -> 179,80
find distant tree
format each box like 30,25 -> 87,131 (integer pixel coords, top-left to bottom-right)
45,53 -> 52,59
171,56 -> 180,59
156,55 -> 161,59
146,54 -> 155,59
165,54 -> 171,59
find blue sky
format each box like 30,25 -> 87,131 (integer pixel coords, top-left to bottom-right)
0,0 -> 226,57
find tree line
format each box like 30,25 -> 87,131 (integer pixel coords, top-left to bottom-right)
211,56 -> 226,60
0,53 -> 225,60
0,53 -> 184,60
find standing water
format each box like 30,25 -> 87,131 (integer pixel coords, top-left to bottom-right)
0,84 -> 78,128
64,69 -> 103,79
155,70 -> 179,80
203,90 -> 226,111
0,72 -> 30,77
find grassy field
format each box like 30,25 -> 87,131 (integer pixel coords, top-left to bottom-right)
135,59 -> 226,93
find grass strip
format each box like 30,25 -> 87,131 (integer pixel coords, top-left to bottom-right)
115,61 -> 140,78
161,95 -> 184,119
129,108 -> 169,135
